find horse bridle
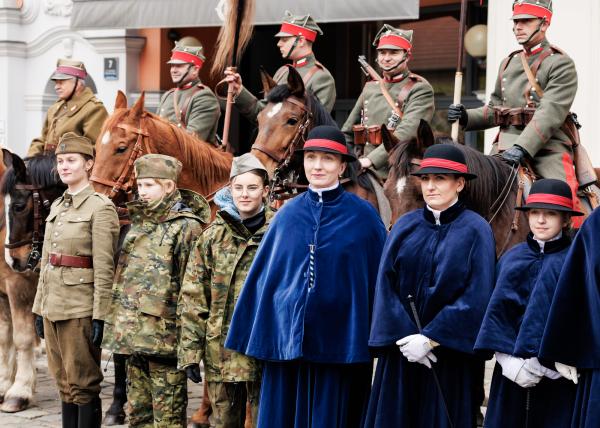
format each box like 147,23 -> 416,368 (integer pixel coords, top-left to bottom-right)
5,184 -> 53,271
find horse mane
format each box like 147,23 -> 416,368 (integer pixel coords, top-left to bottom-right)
266,85 -> 337,128
1,154 -> 62,194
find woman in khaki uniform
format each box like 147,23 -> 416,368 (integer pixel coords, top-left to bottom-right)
32,132 -> 119,428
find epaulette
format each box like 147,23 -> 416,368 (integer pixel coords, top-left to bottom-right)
93,192 -> 114,204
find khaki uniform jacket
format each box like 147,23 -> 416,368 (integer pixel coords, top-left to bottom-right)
342,70 -> 435,179
465,39 -> 577,160
157,80 -> 221,144
178,208 -> 274,382
235,53 -> 336,122
102,190 -> 209,358
32,185 -> 119,322
28,87 -> 108,157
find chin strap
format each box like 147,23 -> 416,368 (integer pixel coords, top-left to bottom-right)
380,51 -> 410,75
176,64 -> 194,87
519,18 -> 545,46
65,77 -> 79,102
284,36 -> 300,60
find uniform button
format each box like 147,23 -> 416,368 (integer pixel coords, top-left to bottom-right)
364,108 -> 368,112
364,116 -> 369,120
64,203 -> 70,207
79,278 -> 84,283
503,98 -> 507,101
57,222 -> 62,226
502,78 -> 507,82
61,212 -> 66,216
54,232 -> 58,236
529,96 -> 534,99
77,217 -> 82,221
531,87 -> 536,92
364,100 -> 369,104
52,243 -> 57,247
502,87 -> 505,91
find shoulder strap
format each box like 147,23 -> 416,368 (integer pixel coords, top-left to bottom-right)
302,62 -> 323,86
396,74 -> 422,116
177,85 -> 205,127
520,51 -> 546,106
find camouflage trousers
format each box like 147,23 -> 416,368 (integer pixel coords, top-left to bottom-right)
207,381 -> 260,428
126,354 -> 187,427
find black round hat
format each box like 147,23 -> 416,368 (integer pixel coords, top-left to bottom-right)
516,178 -> 583,216
411,144 -> 477,180
296,125 -> 357,162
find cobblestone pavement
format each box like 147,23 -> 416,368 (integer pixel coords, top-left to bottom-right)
0,350 -> 494,427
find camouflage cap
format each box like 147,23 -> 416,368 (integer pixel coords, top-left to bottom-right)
51,58 -> 87,81
373,24 -> 413,51
134,154 -> 182,181
55,132 -> 94,157
274,11 -> 323,42
167,38 -> 205,68
512,0 -> 553,23
230,153 -> 268,180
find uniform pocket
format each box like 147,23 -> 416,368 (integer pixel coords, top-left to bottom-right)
62,268 -> 94,285
138,294 -> 176,319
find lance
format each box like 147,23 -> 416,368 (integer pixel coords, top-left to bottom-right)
407,295 -> 454,428
451,0 -> 470,142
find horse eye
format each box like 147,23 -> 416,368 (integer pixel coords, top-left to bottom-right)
12,203 -> 26,213
116,146 -> 127,154
286,117 -> 299,126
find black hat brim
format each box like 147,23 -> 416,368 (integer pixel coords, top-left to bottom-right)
411,166 -> 477,180
515,201 -> 584,216
295,147 -> 357,162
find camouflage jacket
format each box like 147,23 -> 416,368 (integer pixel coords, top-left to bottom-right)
178,207 -> 274,382
102,190 -> 209,358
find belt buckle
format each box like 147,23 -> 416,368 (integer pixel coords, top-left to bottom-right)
50,253 -> 61,266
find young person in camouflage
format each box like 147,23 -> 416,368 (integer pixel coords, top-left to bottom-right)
342,25 -> 435,180
102,154 -> 210,427
224,11 -> 337,119
178,153 -> 272,428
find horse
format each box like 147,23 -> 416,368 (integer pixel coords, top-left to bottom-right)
382,121 -> 529,256
250,66 -> 380,212
0,150 -> 65,413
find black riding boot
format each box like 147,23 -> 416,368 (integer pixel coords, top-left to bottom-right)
61,401 -> 78,428
78,396 -> 101,428
103,353 -> 128,425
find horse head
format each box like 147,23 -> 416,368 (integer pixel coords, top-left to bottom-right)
1,150 -> 64,272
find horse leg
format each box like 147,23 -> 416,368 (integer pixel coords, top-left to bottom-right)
0,292 -> 16,404
1,274 -> 37,413
103,353 -> 127,426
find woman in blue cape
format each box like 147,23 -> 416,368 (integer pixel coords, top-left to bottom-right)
539,203 -> 600,427
475,179 -> 581,427
224,126 -> 387,428
365,144 -> 496,428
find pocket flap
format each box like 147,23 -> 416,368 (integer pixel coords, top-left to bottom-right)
46,212 -> 58,223
138,293 -> 176,319
62,268 -> 94,285
67,213 -> 93,222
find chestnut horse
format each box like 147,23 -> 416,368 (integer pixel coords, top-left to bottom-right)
0,150 -> 64,413
382,121 -> 529,256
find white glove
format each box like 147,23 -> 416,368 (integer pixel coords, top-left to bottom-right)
416,351 -> 438,369
555,362 -> 578,384
525,357 -> 561,380
495,352 -> 542,388
397,334 -> 434,363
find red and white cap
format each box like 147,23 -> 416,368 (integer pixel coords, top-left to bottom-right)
274,11 -> 323,42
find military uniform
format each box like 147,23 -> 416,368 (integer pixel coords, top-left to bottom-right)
463,1 -> 578,188
102,154 -> 209,427
235,11 -> 336,120
342,25 -> 435,179
157,41 -> 221,144
32,134 -> 119,428
28,59 -> 108,157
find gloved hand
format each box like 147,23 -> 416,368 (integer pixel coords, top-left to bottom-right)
525,357 -> 561,380
91,319 -> 104,348
397,334 -> 434,363
447,104 -> 468,126
495,352 -> 542,388
501,145 -> 528,166
185,363 -> 202,383
35,315 -> 44,339
555,362 -> 578,384
416,351 -> 438,369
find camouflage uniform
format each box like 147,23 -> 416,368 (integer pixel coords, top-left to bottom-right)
178,203 -> 273,427
102,155 -> 210,427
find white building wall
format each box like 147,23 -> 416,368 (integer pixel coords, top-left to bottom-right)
485,0 -> 600,164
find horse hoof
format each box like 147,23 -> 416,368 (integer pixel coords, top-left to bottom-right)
0,397 -> 29,413
103,411 -> 126,426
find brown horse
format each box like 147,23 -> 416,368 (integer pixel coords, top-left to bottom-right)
382,121 -> 529,256
91,91 -> 232,204
250,66 -> 380,211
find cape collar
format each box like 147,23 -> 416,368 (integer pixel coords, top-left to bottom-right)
422,200 -> 466,225
526,232 -> 571,254
307,183 -> 345,203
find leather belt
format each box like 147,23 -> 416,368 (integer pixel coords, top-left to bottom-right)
492,107 -> 535,128
49,253 -> 93,268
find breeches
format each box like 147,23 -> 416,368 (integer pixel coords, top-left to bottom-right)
43,317 -> 102,405
126,354 -> 187,428
207,381 -> 260,428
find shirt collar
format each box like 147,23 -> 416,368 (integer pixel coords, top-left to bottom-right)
307,182 -> 344,203
63,184 -> 94,208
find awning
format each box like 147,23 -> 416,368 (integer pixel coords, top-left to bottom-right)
71,0 -> 419,30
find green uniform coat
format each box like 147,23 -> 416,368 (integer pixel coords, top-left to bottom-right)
28,87 -> 108,157
342,70 -> 435,179
32,185 -> 119,321
102,190 -> 209,358
157,79 -> 221,144
235,53 -> 336,121
178,208 -> 274,382
465,39 -> 578,180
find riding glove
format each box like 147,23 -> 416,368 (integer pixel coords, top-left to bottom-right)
35,315 -> 44,339
496,352 -> 542,388
91,319 -> 104,348
397,334 -> 434,363
501,145 -> 528,166
185,363 -> 202,384
525,357 -> 561,380
447,104 -> 468,126
555,362 -> 578,384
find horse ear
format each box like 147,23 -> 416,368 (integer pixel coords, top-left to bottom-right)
381,125 -> 400,153
130,92 -> 145,119
3,149 -> 26,180
115,90 -> 127,109
1,148 -> 13,169
418,120 -> 435,149
286,66 -> 305,98
260,66 -> 277,95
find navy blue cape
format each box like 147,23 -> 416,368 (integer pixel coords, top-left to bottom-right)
225,185 -> 387,364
